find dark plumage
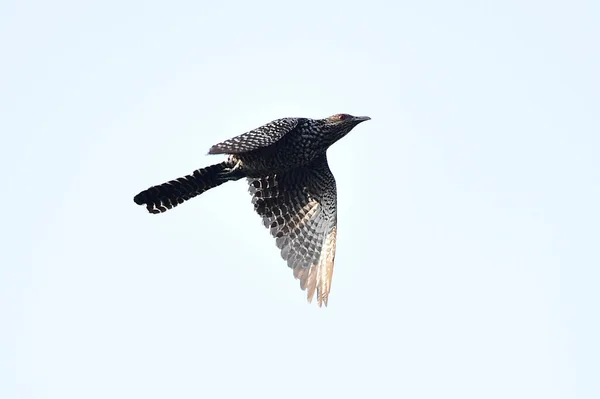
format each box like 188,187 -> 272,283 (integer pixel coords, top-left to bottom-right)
133,113 -> 371,306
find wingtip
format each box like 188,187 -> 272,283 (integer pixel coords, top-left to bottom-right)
304,276 -> 330,308
316,295 -> 329,308
207,145 -> 224,155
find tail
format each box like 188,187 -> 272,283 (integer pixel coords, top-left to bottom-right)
133,161 -> 243,214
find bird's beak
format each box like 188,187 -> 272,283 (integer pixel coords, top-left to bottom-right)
353,116 -> 371,123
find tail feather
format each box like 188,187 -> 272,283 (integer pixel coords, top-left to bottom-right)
133,161 -> 242,214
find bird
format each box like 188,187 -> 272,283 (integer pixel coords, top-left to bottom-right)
133,113 -> 371,306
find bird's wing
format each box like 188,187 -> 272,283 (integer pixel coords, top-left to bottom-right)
248,155 -> 338,306
208,118 -> 299,155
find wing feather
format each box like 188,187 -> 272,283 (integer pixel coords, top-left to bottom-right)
209,118 -> 299,155
248,156 -> 338,306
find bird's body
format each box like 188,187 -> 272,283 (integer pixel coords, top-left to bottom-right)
134,113 -> 371,306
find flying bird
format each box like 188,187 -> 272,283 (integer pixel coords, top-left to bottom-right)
133,113 -> 371,306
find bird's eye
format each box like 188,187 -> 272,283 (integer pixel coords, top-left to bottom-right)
337,114 -> 348,121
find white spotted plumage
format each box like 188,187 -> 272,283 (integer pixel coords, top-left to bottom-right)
134,113 -> 370,306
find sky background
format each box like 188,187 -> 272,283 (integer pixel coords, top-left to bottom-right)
1,0 -> 599,398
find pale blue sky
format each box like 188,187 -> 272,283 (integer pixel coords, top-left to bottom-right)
1,1 -> 599,398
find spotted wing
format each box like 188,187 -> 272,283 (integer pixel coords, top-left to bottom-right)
208,118 -> 299,155
248,156 -> 338,306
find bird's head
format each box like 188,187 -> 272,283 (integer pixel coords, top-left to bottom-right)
325,113 -> 371,125
320,113 -> 371,147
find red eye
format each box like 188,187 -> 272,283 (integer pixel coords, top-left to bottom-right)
338,114 -> 348,120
